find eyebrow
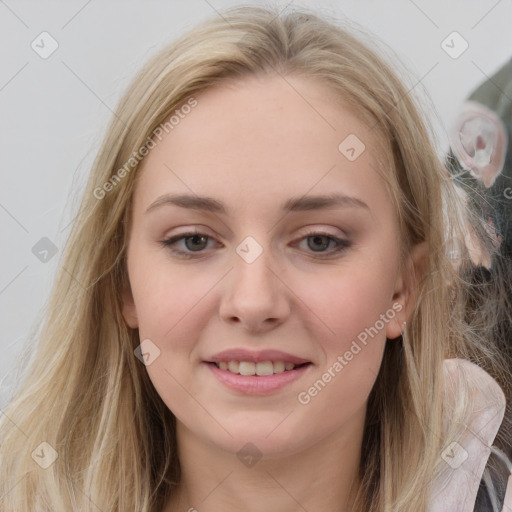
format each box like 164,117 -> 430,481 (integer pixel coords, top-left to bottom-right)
145,192 -> 370,214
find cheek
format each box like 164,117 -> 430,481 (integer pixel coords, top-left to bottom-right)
300,259 -> 397,350
293,260 -> 394,405
127,248 -> 218,344
293,269 -> 391,430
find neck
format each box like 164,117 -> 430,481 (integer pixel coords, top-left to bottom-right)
163,414 -> 365,512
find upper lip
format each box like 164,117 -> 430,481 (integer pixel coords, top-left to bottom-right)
206,349 -> 311,365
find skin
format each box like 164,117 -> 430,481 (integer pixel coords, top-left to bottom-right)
121,73 -> 426,512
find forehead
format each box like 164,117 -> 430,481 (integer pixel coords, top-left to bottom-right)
135,73 -> 392,217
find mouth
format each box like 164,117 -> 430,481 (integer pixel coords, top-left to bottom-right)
208,360 -> 312,376
205,358 -> 313,395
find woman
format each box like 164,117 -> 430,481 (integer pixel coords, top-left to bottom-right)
1,5 -> 510,511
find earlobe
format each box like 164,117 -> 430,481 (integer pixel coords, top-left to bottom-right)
121,285 -> 139,329
386,241 -> 429,340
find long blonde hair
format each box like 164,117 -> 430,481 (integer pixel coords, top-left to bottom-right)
1,5 -> 509,511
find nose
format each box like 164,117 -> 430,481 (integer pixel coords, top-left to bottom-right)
218,244 -> 291,334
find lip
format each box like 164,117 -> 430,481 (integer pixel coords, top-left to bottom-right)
206,348 -> 311,365
206,361 -> 311,395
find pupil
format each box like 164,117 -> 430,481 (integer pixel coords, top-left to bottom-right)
309,235 -> 328,251
186,234 -> 207,251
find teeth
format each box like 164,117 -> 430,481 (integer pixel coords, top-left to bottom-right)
256,361 -> 273,376
273,361 -> 285,373
215,360 -> 302,375
239,361 -> 255,375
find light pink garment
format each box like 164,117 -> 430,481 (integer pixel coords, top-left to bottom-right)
428,358 -> 509,512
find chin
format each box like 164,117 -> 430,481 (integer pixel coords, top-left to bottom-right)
201,418 -> 315,460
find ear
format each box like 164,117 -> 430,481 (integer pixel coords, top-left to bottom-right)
386,241 -> 429,340
450,101 -> 507,189
121,282 -> 139,329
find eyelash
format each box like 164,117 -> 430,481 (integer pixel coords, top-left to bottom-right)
160,229 -> 351,260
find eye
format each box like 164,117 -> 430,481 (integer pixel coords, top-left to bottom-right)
161,230 -> 220,258
160,229 -> 351,259
295,230 -> 351,258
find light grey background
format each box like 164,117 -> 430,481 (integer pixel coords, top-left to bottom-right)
1,0 -> 511,408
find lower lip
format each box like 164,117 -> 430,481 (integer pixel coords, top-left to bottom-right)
206,363 -> 311,395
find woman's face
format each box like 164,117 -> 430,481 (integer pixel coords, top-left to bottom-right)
122,73 -> 411,457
